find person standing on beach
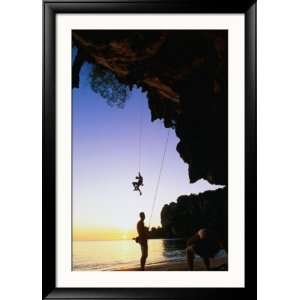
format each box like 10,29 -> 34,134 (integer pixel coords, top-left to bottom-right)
136,212 -> 148,270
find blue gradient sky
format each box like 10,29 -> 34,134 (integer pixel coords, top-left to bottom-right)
72,58 -> 222,239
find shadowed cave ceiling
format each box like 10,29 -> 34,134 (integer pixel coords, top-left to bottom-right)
72,30 -> 228,185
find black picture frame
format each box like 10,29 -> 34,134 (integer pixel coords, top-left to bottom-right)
43,1 -> 257,299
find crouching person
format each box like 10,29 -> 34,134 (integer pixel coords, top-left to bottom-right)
186,228 -> 223,270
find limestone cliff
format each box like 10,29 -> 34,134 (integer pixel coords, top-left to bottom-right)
72,30 -> 228,185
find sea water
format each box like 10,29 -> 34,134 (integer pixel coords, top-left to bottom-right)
73,239 -> 226,271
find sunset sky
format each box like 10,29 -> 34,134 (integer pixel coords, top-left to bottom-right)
72,59 -> 221,241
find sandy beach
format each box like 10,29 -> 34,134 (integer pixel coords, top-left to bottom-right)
113,257 -> 228,271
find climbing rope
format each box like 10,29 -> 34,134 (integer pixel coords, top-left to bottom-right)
148,128 -> 170,228
135,100 -> 170,227
138,100 -> 143,173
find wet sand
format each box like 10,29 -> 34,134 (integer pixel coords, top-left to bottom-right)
115,257 -> 228,271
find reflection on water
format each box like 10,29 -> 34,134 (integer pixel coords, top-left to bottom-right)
73,239 -> 226,271
161,239 -> 186,259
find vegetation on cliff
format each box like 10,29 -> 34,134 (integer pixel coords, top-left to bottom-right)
72,30 -> 228,185
160,188 -> 227,248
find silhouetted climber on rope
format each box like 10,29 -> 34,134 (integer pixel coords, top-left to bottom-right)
132,172 -> 144,196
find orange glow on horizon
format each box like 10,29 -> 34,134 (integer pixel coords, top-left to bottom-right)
73,226 -> 136,241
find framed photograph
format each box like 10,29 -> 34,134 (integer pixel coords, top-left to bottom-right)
43,0 -> 256,299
